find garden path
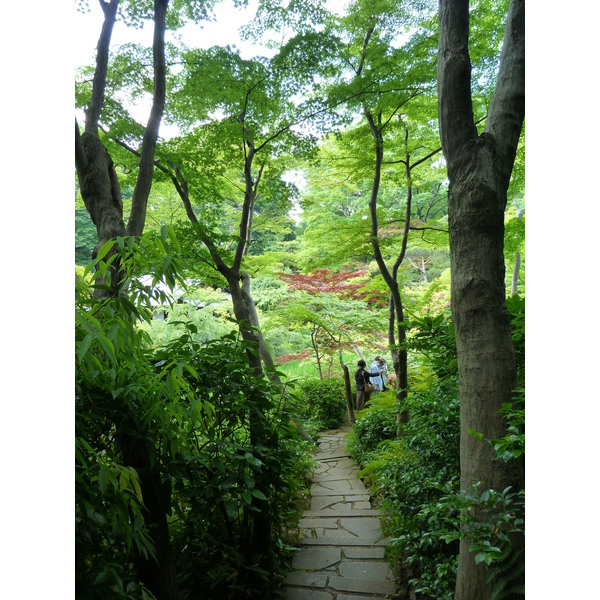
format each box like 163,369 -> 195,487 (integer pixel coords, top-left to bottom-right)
281,426 -> 401,599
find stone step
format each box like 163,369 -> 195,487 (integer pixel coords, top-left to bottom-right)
283,429 -> 396,599
302,509 -> 381,518
300,536 -> 388,546
315,452 -> 353,461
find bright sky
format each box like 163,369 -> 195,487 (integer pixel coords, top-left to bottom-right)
74,0 -> 276,134
74,0 -> 267,68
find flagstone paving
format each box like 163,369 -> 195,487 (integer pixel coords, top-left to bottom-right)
282,427 -> 398,599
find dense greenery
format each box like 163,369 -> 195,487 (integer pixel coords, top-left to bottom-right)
347,297 -> 525,598
75,233 -> 314,598
74,0 -> 525,598
288,377 -> 347,434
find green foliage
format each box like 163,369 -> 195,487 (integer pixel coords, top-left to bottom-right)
346,403 -> 397,460
289,378 -> 347,431
139,285 -> 236,348
440,483 -> 525,599
505,294 -> 525,380
75,208 -> 97,265
75,228 -> 314,598
347,378 -> 460,599
408,311 -> 457,379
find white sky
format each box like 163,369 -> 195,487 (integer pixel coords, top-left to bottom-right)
74,0 -> 266,67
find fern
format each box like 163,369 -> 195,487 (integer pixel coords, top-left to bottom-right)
488,547 -> 525,600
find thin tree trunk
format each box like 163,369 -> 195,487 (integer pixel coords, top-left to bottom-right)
364,110 -> 409,407
120,438 -> 179,600
437,0 -> 525,597
241,273 -> 283,387
343,364 -> 355,424
312,325 -> 324,380
127,0 -> 169,236
84,0 -> 119,135
511,251 -> 521,296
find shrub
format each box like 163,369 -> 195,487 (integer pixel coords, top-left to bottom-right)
346,405 -> 397,463
348,377 -> 461,599
290,378 -> 347,431
75,232 -> 315,599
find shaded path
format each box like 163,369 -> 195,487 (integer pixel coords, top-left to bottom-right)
282,426 -> 397,599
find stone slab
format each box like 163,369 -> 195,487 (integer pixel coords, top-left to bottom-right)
284,571 -> 328,588
291,546 -> 342,570
339,517 -> 384,538
298,517 -> 339,528
310,498 -> 373,512
313,472 -> 361,483
336,595 -> 392,600
343,547 -> 386,559
311,482 -> 367,496
315,457 -> 357,470
338,561 -> 393,580
302,510 -> 380,518
300,536 -> 387,546
283,588 -> 333,600
328,575 -> 396,595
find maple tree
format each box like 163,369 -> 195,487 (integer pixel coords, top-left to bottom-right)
278,268 -> 387,306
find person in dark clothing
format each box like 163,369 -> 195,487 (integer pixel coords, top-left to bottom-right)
355,359 -> 378,411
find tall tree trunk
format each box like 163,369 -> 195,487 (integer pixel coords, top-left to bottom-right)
75,1 -> 177,595
226,274 -> 274,573
241,273 -> 283,387
437,0 -> 525,597
511,251 -> 521,296
75,0 -> 124,296
127,0 -> 169,236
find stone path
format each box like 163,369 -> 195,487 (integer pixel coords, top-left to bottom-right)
282,426 -> 397,599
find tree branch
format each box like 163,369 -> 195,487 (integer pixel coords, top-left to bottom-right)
437,0 -> 478,164
484,0 -> 525,185
85,0 -> 119,134
126,0 -> 169,237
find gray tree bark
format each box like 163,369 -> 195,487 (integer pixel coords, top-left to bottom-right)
437,0 -> 525,598
127,0 -> 169,236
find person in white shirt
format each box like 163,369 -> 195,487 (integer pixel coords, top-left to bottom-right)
369,357 -> 384,396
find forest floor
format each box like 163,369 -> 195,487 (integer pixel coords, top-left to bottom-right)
281,426 -> 405,599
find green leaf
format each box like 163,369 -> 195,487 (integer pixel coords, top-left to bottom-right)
77,335 -> 93,363
250,488 -> 267,501
98,465 -> 110,493
95,239 -> 114,263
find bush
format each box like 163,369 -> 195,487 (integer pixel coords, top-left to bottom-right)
75,232 -> 315,599
347,405 -> 397,463
290,378 -> 347,431
348,378 -> 461,599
